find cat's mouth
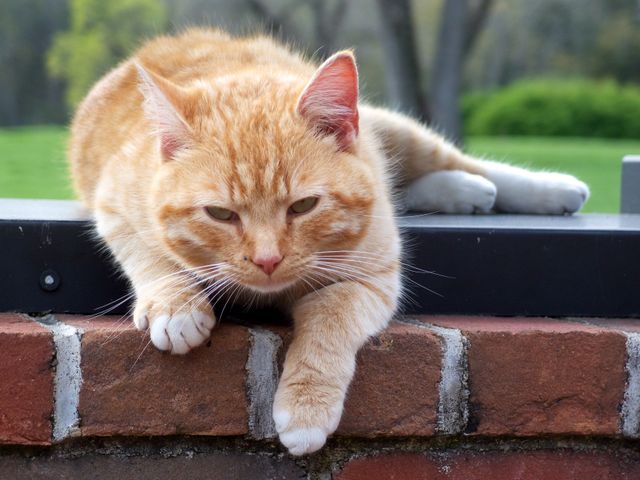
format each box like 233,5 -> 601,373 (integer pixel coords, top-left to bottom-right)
244,277 -> 298,294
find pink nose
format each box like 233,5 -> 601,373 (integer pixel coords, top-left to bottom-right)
251,254 -> 283,275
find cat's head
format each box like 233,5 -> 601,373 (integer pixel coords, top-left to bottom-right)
136,52 -> 377,294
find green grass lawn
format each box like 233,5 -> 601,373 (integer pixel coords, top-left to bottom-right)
0,125 -> 72,200
1,126 -> 637,213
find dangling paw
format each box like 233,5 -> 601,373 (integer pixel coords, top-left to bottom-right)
273,385 -> 343,456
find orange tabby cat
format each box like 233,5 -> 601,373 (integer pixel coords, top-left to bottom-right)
69,28 -> 589,455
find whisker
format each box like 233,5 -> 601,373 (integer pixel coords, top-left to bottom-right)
130,336 -> 153,372
98,315 -> 134,347
218,280 -> 244,320
298,273 -> 323,297
313,260 -> 444,298
315,250 -> 454,278
88,262 -> 228,318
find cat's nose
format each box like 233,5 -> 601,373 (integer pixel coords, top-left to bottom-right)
251,254 -> 283,276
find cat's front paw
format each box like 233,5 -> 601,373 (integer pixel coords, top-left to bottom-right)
133,295 -> 216,355
272,387 -> 343,456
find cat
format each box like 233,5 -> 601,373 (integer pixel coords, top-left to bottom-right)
69,28 -> 589,456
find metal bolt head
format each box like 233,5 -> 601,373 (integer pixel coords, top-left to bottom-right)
40,269 -> 61,292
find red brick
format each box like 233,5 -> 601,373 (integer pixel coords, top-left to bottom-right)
0,314 -> 54,444
573,318 -> 640,333
65,316 -> 250,437
428,316 -> 626,436
336,450 -> 640,480
337,321 -> 441,436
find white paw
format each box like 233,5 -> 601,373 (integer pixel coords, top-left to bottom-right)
149,310 -> 215,354
134,298 -> 215,354
405,170 -> 497,214
279,427 -> 327,456
273,408 -> 331,456
273,403 -> 341,456
494,172 -> 590,214
273,409 -> 291,433
527,172 -> 590,214
483,161 -> 590,214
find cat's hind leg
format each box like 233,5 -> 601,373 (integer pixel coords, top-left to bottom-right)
362,106 -> 589,214
405,170 -> 497,213
404,163 -> 589,215
481,160 -> 590,214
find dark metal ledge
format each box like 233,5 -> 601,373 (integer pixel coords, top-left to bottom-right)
2,199 -> 639,317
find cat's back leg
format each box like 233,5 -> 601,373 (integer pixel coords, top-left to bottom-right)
362,105 -> 589,214
404,163 -> 589,214
404,170 -> 497,214
479,160 -> 589,214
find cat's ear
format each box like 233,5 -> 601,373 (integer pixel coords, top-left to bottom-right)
297,51 -> 359,152
135,62 -> 192,161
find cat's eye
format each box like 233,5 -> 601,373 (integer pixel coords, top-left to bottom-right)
205,206 -> 238,222
288,196 -> 319,215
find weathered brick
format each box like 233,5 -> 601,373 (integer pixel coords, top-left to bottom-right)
65,316 -> 250,437
0,314 -> 54,445
336,450 -> 640,480
428,317 -> 626,436
0,450 -> 305,480
337,321 -> 441,436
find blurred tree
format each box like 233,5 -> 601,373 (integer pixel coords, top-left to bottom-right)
47,0 -> 167,109
466,0 -> 640,90
0,0 -> 68,126
4,0 -> 640,129
431,0 -> 494,142
430,0 -> 469,141
309,0 -> 349,53
590,14 -> 640,82
245,0 -> 299,38
245,0 -> 349,55
376,0 -> 428,120
377,0 -> 493,142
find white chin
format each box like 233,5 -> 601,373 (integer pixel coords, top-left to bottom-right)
247,279 -> 296,294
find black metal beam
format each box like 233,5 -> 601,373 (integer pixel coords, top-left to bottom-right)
2,200 -> 639,317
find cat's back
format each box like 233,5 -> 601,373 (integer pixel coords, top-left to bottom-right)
69,28 -> 309,207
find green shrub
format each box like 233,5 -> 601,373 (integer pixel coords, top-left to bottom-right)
463,79 -> 640,138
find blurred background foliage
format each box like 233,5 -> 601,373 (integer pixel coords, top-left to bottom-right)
2,0 -> 640,211
47,0 -> 168,108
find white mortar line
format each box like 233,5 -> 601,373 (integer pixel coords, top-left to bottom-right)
399,318 -> 469,435
33,314 -> 83,441
622,332 -> 640,438
246,327 -> 282,439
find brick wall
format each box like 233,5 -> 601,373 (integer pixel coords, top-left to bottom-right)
2,312 -> 640,478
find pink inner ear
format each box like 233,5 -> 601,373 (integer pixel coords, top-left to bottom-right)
160,134 -> 184,159
135,62 -> 191,161
297,52 -> 359,151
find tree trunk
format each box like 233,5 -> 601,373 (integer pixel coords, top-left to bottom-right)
376,0 -> 428,121
463,0 -> 494,60
431,0 -> 469,143
245,0 -> 300,42
310,0 -> 348,54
